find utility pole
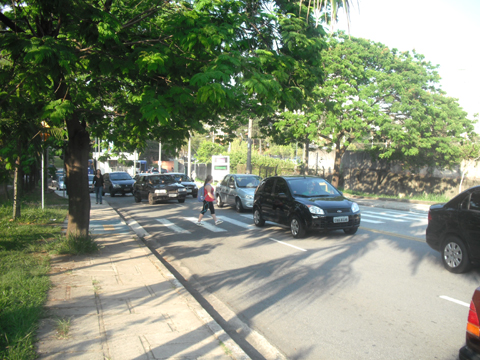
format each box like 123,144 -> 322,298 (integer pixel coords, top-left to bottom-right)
187,136 -> 192,177
246,118 -> 253,174
158,141 -> 162,171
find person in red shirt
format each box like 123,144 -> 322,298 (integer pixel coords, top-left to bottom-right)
196,175 -> 223,226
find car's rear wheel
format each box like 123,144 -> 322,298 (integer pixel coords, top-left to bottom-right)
148,193 -> 155,205
253,208 -> 265,227
290,215 -> 306,238
442,236 -> 471,273
344,227 -> 358,235
178,198 -> 185,203
217,194 -> 224,208
235,198 -> 244,213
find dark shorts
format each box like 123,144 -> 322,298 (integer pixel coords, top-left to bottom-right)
201,201 -> 215,215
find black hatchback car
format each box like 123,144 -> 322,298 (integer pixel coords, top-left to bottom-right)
253,176 -> 361,238
103,172 -> 135,197
133,174 -> 187,204
426,185 -> 480,273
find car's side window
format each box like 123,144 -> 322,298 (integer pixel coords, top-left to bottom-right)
274,179 -> 289,196
262,179 -> 274,195
469,192 -> 480,211
228,176 -> 235,187
221,176 -> 228,186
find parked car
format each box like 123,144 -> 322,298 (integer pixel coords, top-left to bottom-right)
253,176 -> 361,238
88,174 -> 94,193
53,175 -> 66,190
459,286 -> 480,360
103,172 -> 135,197
216,174 -> 263,212
169,172 -> 198,197
426,185 -> 480,273
133,174 -> 187,204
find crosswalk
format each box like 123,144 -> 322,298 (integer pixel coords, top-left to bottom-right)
360,210 -> 427,224
148,210 -> 427,234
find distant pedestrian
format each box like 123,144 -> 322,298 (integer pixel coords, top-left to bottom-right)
196,175 -> 222,226
93,169 -> 104,204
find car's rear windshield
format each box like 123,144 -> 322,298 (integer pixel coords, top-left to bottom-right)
110,173 -> 133,181
287,178 -> 339,197
236,176 -> 262,188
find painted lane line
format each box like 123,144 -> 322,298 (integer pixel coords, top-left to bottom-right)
360,218 -> 385,224
217,216 -> 255,230
126,218 -> 150,238
185,217 -> 227,232
240,214 -> 253,219
156,219 -> 191,234
440,295 -> 470,307
269,238 -> 307,252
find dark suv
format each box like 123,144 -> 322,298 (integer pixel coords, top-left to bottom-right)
253,176 -> 361,238
103,172 -> 135,197
133,174 -> 187,204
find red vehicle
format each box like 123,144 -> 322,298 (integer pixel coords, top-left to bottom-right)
460,287 -> 480,360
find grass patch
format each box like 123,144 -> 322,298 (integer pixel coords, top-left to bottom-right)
0,187 -> 97,360
54,317 -> 71,339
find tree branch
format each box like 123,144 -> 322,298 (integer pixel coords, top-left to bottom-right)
0,11 -> 24,33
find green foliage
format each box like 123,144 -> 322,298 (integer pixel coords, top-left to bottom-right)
274,32 -> 477,176
196,142 -> 227,163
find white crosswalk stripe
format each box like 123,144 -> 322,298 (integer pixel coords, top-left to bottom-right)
185,217 -> 227,232
361,210 -> 427,222
217,216 -> 255,230
156,218 -> 191,234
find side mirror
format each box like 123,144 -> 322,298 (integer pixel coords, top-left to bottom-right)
229,184 -> 235,189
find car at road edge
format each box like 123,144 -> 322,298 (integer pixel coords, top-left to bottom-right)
426,185 -> 480,273
460,286 -> 480,360
103,172 -> 135,197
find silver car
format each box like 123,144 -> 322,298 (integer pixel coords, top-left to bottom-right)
216,174 -> 263,212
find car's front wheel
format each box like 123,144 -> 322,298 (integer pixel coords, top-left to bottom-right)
148,193 -> 156,205
253,208 -> 265,227
290,215 -> 306,238
442,236 -> 471,273
235,198 -> 244,213
217,194 -> 224,208
110,187 -> 115,197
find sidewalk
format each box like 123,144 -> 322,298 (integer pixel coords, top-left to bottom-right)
36,200 -> 250,360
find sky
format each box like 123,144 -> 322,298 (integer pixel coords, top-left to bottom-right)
335,0 -> 480,129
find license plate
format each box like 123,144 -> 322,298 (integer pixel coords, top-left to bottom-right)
333,216 -> 349,223
187,189 -> 192,193
168,194 -> 177,197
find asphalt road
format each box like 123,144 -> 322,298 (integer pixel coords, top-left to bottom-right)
99,193 -> 480,360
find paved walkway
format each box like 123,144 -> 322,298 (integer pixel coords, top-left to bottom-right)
36,201 -> 250,360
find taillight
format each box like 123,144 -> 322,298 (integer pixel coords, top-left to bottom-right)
467,300 -> 480,337
428,210 -> 432,223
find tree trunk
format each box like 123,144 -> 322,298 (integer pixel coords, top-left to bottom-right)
246,118 -> 253,174
65,114 -> 91,237
331,141 -> 344,189
13,145 -> 22,219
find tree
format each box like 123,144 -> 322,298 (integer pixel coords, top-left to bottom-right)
0,0 -> 349,236
275,32 -> 477,187
195,142 -> 227,164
